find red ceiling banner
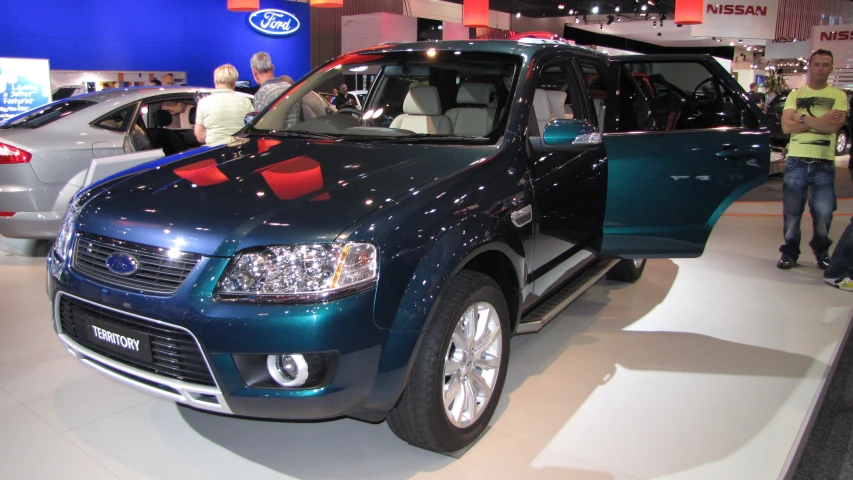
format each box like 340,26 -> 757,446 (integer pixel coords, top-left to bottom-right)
227,0 -> 259,12
310,0 -> 344,8
675,0 -> 703,25
463,0 -> 490,28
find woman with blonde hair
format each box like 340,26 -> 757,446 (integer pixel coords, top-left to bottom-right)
194,64 -> 253,146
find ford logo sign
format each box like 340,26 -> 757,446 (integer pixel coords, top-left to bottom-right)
248,9 -> 300,36
105,253 -> 139,276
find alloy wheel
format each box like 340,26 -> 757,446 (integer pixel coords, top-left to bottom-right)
442,301 -> 503,428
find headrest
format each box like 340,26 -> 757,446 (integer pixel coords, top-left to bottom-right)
546,90 -> 567,115
189,106 -> 197,125
456,83 -> 494,105
153,109 -> 172,127
403,86 -> 442,116
533,88 -> 553,121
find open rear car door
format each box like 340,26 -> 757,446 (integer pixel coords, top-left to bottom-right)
599,54 -> 769,258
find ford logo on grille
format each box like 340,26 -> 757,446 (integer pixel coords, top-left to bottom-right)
248,9 -> 300,36
105,253 -> 139,276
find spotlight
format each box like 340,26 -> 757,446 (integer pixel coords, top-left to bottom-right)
592,6 -> 599,14
738,39 -> 743,43
568,9 -> 573,14
516,12 -> 521,17
615,6 -> 620,12
558,4 -> 565,9
729,41 -> 735,46
607,15 -> 615,25
641,5 -> 647,11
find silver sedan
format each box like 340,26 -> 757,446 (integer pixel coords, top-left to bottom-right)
0,87 -> 250,239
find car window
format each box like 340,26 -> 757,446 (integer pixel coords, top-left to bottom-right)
617,61 -> 745,131
528,62 -> 589,136
576,60 -> 609,132
767,92 -> 789,114
251,51 -> 520,144
0,99 -> 95,129
94,104 -> 137,132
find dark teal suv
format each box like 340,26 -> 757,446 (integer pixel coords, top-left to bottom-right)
46,39 -> 768,453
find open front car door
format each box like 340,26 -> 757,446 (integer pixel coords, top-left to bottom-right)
600,55 -> 769,258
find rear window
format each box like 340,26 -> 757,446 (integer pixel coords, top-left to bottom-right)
0,99 -> 95,129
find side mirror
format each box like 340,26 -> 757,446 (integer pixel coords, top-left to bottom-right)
543,119 -> 601,146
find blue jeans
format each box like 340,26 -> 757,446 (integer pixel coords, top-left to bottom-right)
780,157 -> 837,259
825,168 -> 853,279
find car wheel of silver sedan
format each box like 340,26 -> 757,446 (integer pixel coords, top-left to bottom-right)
387,270 -> 510,453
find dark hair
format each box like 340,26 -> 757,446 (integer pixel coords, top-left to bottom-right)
809,49 -> 834,65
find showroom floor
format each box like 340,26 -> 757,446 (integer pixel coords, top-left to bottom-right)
1,173 -> 852,479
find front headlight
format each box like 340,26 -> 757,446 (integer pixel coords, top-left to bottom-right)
54,203 -> 80,262
217,243 -> 378,303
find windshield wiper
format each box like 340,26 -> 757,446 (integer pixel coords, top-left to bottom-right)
247,130 -> 341,140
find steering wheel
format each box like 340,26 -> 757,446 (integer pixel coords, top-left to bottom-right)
335,107 -> 362,117
689,77 -> 719,102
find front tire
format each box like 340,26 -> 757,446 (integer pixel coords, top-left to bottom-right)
387,271 -> 510,452
607,258 -> 646,283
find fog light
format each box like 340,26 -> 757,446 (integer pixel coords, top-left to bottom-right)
266,354 -> 309,387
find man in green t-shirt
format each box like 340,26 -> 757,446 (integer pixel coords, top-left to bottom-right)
777,49 -> 847,270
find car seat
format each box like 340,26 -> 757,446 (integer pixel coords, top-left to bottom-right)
148,109 -> 185,155
445,83 -> 496,137
533,88 -> 567,133
390,86 -> 453,135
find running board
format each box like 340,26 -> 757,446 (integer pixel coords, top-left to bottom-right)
516,259 -> 620,334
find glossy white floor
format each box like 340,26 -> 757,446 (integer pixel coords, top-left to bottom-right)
1,188 -> 852,480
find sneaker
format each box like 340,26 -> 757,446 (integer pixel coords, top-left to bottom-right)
826,278 -> 853,292
817,253 -> 831,270
777,254 -> 796,270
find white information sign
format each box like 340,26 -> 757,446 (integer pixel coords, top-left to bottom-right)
812,24 -> 853,69
0,57 -> 52,123
691,0 -> 780,40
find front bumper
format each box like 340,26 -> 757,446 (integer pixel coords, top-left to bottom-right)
48,254 -> 416,421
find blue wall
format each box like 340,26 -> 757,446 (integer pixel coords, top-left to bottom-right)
0,0 -> 311,87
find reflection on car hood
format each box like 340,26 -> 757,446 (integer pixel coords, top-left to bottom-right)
75,137 -> 496,256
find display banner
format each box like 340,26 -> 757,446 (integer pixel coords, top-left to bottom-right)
691,0 -> 780,40
0,57 -> 51,123
812,24 -> 853,68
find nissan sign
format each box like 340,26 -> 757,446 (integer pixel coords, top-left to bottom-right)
691,0 -> 779,40
248,9 -> 301,36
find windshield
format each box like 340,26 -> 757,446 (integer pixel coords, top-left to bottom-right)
250,50 -> 520,143
0,99 -> 95,128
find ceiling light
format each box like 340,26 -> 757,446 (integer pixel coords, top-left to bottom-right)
615,6 -> 620,12
558,4 -> 565,9
747,46 -> 752,51
738,39 -> 743,43
568,9 -> 574,14
730,41 -> 735,46
592,6 -> 599,14
516,12 -> 521,17
641,5 -> 647,11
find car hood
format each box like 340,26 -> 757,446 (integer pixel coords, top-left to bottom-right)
75,136 -> 496,256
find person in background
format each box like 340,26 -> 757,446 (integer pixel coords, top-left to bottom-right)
777,49 -> 847,271
162,74 -> 175,86
151,78 -> 162,86
250,52 -> 291,112
194,64 -> 253,146
823,166 -> 853,291
747,82 -> 765,110
330,87 -> 340,106
335,84 -> 356,108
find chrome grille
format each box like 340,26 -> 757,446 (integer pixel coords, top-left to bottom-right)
72,233 -> 201,295
59,296 -> 216,386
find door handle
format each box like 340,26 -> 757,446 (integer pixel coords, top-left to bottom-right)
715,145 -> 755,160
